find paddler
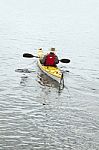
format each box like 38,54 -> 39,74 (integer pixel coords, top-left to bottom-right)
40,48 -> 59,67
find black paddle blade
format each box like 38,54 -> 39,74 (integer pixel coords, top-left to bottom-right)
23,53 -> 34,58
23,53 -> 39,58
60,59 -> 70,63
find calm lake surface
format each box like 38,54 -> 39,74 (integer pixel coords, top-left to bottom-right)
0,0 -> 99,149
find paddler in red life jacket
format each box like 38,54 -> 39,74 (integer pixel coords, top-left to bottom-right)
41,48 -> 59,67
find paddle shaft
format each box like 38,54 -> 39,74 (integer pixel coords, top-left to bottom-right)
23,53 -> 70,63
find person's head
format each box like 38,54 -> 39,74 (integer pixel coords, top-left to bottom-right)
49,48 -> 55,54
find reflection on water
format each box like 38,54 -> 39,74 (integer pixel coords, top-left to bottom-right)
20,75 -> 28,86
37,72 -> 59,88
15,68 -> 35,73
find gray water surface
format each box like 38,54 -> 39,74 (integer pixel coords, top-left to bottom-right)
0,0 -> 99,149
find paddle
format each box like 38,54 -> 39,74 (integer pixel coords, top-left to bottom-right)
59,59 -> 70,63
23,53 -> 39,58
23,53 -> 70,63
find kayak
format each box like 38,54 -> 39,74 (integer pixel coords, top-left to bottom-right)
37,48 -> 64,84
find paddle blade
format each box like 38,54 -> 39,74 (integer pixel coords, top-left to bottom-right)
60,59 -> 70,63
23,53 -> 34,58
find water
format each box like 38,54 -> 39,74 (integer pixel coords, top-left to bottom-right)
0,0 -> 99,149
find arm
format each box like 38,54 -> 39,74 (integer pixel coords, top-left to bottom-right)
55,55 -> 59,64
40,55 -> 47,64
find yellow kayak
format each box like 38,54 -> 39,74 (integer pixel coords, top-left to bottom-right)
37,48 -> 63,83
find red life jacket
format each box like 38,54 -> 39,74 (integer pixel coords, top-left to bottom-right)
44,53 -> 56,66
